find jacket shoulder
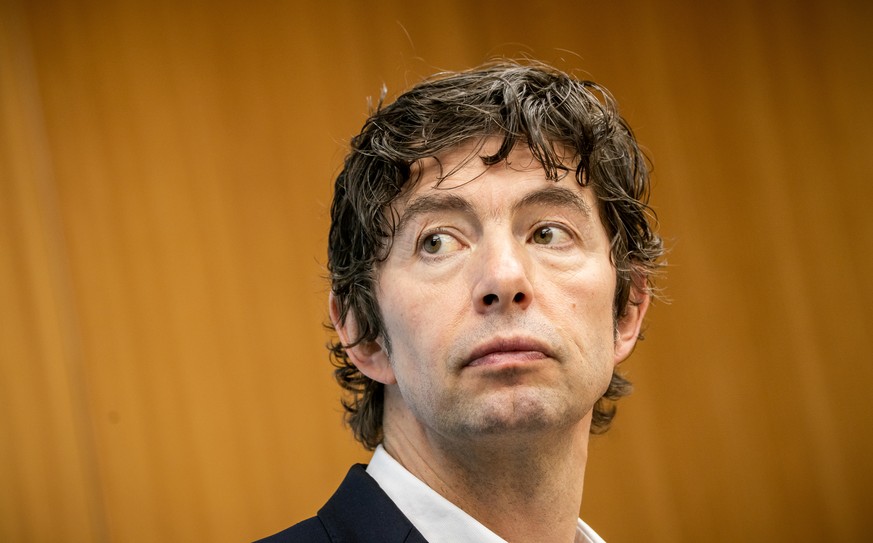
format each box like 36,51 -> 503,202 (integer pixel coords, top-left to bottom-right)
254,516 -> 330,543
255,464 -> 427,543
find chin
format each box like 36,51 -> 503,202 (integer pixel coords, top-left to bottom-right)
452,389 -> 589,437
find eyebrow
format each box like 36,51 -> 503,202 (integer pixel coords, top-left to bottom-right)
512,185 -> 592,218
395,193 -> 476,236
393,185 -> 592,236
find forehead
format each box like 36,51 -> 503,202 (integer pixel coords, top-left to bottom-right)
396,138 -> 587,210
421,140 -> 536,184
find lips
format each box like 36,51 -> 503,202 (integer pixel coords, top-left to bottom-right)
465,337 -> 552,368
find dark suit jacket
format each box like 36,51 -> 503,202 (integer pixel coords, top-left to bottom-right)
255,464 -> 428,543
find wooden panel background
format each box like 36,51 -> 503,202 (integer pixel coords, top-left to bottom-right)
1,0 -> 871,541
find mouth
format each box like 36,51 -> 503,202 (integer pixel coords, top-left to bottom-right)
465,336 -> 552,368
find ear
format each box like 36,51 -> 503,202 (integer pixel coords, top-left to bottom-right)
329,292 -> 396,385
613,280 -> 651,366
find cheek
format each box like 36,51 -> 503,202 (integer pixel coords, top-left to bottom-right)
556,272 -> 617,347
563,270 -> 615,315
382,289 -> 426,333
379,288 -> 435,363
383,271 -> 466,328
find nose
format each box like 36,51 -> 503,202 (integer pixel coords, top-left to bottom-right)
472,237 -> 534,314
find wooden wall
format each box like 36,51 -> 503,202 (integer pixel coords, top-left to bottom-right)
2,0 -> 871,541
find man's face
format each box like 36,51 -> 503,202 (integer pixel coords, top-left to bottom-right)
346,139 -> 643,443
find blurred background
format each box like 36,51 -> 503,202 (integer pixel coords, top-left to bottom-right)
2,0 -> 872,541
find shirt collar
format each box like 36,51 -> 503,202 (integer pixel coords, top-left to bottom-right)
366,444 -> 606,543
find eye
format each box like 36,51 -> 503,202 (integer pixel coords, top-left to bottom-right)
422,234 -> 443,254
532,226 -> 554,244
531,225 -> 572,246
420,232 -> 462,255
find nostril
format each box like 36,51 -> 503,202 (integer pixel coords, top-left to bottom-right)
513,292 -> 525,303
483,294 -> 498,306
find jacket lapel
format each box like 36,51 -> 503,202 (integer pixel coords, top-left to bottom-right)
318,464 -> 428,543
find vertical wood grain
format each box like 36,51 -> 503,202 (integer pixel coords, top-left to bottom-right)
0,0 -> 106,540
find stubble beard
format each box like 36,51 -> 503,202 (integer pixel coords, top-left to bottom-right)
397,356 -> 598,448
381,317 -> 612,448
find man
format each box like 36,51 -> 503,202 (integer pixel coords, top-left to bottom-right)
259,60 -> 663,542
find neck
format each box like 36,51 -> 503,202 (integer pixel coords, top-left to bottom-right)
382,401 -> 592,543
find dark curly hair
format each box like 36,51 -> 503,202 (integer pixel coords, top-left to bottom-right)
328,60 -> 663,450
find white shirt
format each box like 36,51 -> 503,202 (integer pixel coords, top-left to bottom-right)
366,445 -> 606,543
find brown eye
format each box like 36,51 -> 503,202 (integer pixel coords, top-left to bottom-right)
422,234 -> 443,254
532,226 -> 554,244
420,231 -> 464,257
